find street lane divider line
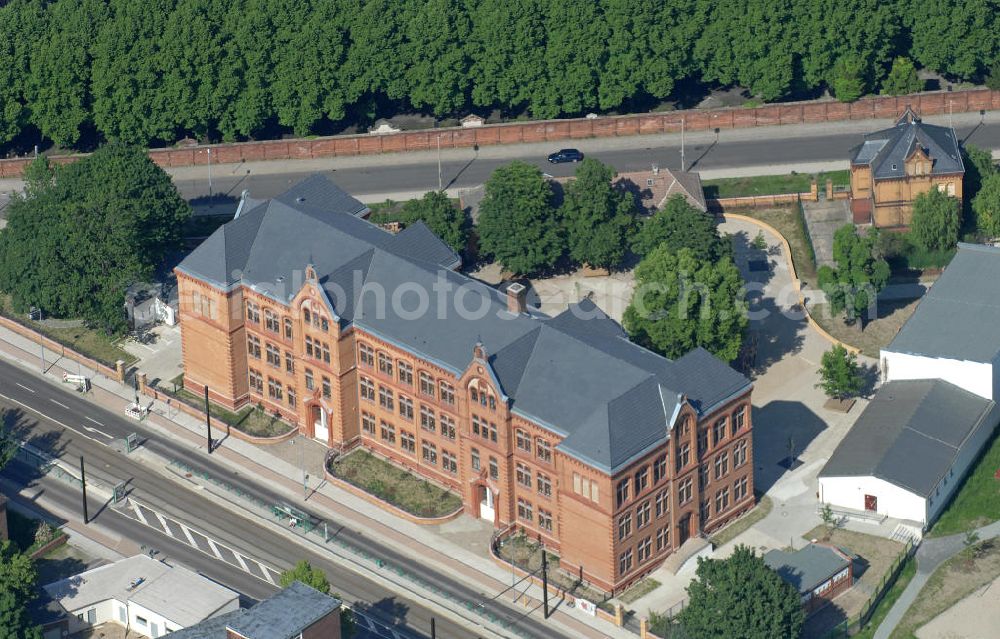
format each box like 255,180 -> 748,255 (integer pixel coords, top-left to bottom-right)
49,398 -> 70,409
15,383 -> 34,393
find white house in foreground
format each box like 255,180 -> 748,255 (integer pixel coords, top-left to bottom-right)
43,555 -> 239,638
819,243 -> 1000,528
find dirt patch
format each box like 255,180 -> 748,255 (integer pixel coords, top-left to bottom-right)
894,540 -> 1000,638
823,398 -> 856,413
800,526 -> 906,638
806,297 -> 920,358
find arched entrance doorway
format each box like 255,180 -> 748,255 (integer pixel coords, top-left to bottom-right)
311,404 -> 329,443
478,484 -> 496,524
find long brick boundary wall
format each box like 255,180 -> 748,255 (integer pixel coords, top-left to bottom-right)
1,89 -> 997,178
0,315 -> 123,381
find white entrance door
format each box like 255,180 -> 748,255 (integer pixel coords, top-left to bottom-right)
479,486 -> 495,522
313,406 -> 329,443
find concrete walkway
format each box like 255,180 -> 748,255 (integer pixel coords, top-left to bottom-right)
874,520 -> 1000,639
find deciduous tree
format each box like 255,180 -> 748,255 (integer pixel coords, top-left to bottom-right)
832,56 -> 866,102
477,162 -> 562,275
279,560 -> 331,594
0,540 -> 42,639
817,345 -> 864,400
881,57 -> 923,95
818,225 -> 890,321
623,246 -> 747,362
399,191 -> 468,253
910,188 -> 960,251
678,545 -> 804,639
632,195 -> 728,262
559,159 -> 636,270
973,174 -> 1000,239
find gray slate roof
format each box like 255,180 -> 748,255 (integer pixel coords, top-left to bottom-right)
177,176 -> 750,473
887,243 -> 1000,363
764,544 -> 851,595
819,379 -> 996,497
849,108 -> 964,180
169,582 -> 341,639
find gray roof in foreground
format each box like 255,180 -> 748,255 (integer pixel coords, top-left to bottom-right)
177,175 -> 750,473
849,108 -> 964,180
886,243 -> 1000,363
764,545 -> 851,594
169,582 -> 341,639
819,379 -> 996,497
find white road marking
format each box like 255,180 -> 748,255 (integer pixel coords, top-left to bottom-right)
234,552 -> 250,571
181,524 -> 198,546
15,383 -> 34,393
132,502 -> 148,525
155,511 -> 170,533
85,416 -> 104,426
0,391 -> 103,446
207,538 -> 224,560
82,426 -> 114,439
49,398 -> 69,409
261,564 -> 279,585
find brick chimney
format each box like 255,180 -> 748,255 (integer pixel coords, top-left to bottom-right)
506,282 -> 527,314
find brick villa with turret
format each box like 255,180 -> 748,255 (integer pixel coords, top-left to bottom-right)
174,175 -> 756,592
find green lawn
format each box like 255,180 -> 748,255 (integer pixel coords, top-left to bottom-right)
853,558 -> 916,639
708,494 -> 773,547
328,449 -> 462,518
6,509 -> 66,556
0,295 -> 135,367
173,388 -> 294,438
618,577 -> 661,605
818,169 -> 851,189
927,430 -> 1000,537
703,173 -> 814,198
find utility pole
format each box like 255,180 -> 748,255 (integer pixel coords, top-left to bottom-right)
541,547 -> 550,619
207,148 -> 213,199
437,135 -> 443,192
300,438 -> 307,499
431,618 -> 436,639
204,386 -> 213,454
680,117 -> 685,172
80,456 -> 89,524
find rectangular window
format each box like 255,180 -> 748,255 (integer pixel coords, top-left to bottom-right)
305,368 -> 315,391
471,448 -> 481,471
636,501 -> 651,529
380,421 -> 396,444
713,418 -> 727,446
420,405 -> 436,431
573,472 -> 582,495
715,487 -> 730,513
284,317 -> 293,339
489,456 -> 499,480
400,431 -> 415,453
714,452 -> 729,480
733,476 -> 748,502
398,361 -> 413,386
700,500 -> 710,524
442,450 -> 458,473
439,381 -> 455,405
697,429 -> 708,456
379,386 -> 394,410
537,473 -> 552,498
440,414 -> 456,440
678,443 -> 690,470
399,395 -> 414,421
378,352 -> 393,377
265,309 -> 280,332
305,335 -> 314,358
653,455 -> 667,483
618,513 -> 632,540
358,343 -> 375,367
679,478 -> 693,505
419,371 -> 435,397
634,468 -> 649,495
733,439 -> 748,467
699,463 -> 710,491
247,335 -> 261,359
246,301 -> 260,323
655,488 -> 670,518
267,377 -> 283,400
421,441 -> 437,464
321,342 -> 331,364
320,316 -> 329,332
536,439 -> 552,463
362,412 -> 376,435
285,351 -> 294,374
517,498 -> 533,522
617,478 -> 630,508
638,536 -> 652,563
287,387 -> 296,408
656,525 -> 670,552
516,463 -> 532,487
360,376 -> 374,401
266,343 -> 280,367
248,369 -> 263,393
538,508 -> 553,532
322,376 -> 332,400
733,406 -> 746,436
515,429 -> 532,453
619,549 -> 633,576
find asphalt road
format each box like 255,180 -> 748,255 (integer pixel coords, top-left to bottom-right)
0,358 -> 566,639
172,120 -> 1000,202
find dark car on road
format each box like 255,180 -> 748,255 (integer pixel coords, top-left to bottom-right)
547,148 -> 584,163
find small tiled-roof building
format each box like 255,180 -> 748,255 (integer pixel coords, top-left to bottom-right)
764,544 -> 854,614
614,167 -> 707,213
849,107 -> 964,228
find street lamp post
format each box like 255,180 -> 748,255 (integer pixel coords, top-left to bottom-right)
437,134 -> 442,192
207,147 -> 213,199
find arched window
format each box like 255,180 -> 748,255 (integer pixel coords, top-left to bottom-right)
947,182 -> 956,196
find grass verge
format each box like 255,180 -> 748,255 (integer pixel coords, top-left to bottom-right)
703,173 -> 814,199
7,509 -> 66,556
733,206 -> 818,283
497,532 -> 609,603
618,578 -> 661,605
171,387 -> 294,437
709,494 -> 773,547
328,449 -> 462,518
927,428 -> 1000,538
852,558 -> 916,639
806,297 -> 921,359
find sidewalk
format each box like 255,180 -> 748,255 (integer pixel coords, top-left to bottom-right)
0,323 -> 632,639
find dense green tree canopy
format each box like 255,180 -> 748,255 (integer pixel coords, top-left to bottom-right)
279,560 -> 331,594
0,144 -> 190,334
396,191 -> 468,252
818,225 -> 890,321
0,540 -> 42,639
817,345 -> 865,400
477,162 -> 563,275
973,173 -> 1000,239
910,188 -> 960,251
678,545 -> 805,639
559,158 -> 637,270
882,57 -> 923,95
0,0 -> 996,149
623,246 -> 747,362
632,195 -> 729,262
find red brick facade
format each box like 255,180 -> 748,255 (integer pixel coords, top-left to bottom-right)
177,270 -> 755,592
